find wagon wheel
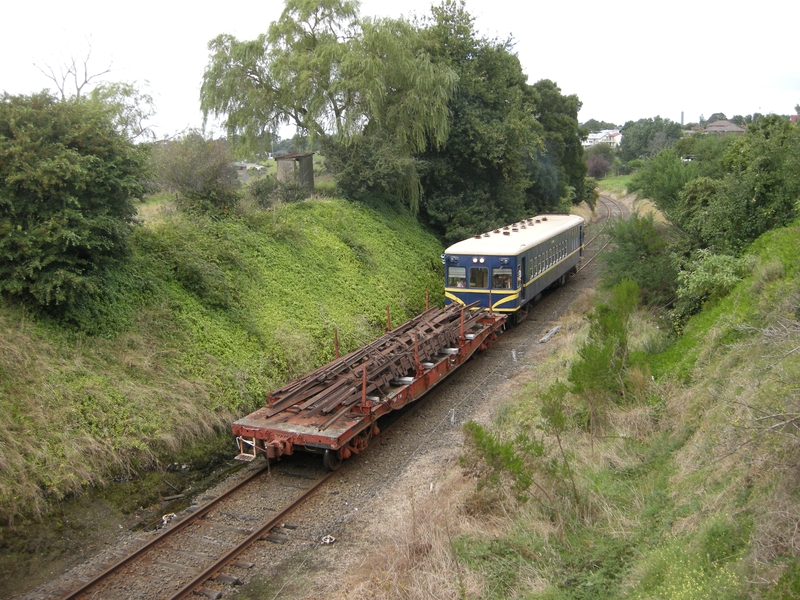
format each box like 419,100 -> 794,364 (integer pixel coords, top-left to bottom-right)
323,449 -> 343,471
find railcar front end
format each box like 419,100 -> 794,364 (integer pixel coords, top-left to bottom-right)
443,214 -> 584,319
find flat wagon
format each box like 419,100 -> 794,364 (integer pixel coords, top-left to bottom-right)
232,303 -> 505,470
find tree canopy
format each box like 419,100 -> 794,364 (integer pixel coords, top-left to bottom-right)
582,118 -> 617,131
524,79 -> 587,209
200,0 -> 457,211
0,92 -> 148,312
414,1 -> 541,242
201,0 -> 588,234
201,0 -> 456,150
619,116 -> 682,162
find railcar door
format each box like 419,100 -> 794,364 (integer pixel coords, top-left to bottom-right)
520,258 -> 526,300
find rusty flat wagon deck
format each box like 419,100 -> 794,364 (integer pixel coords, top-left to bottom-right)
232,303 -> 506,469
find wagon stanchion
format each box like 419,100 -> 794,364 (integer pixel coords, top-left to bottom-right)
425,288 -> 429,311
361,367 -> 367,408
386,306 -> 391,332
459,307 -> 465,346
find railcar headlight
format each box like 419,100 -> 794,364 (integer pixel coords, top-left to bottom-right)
479,258 -> 485,263
472,257 -> 478,263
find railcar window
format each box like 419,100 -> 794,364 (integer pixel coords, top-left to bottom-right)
492,268 -> 513,289
470,267 -> 488,288
448,266 -> 466,288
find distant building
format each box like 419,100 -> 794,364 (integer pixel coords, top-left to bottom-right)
582,129 -> 622,149
233,161 -> 265,171
704,120 -> 745,135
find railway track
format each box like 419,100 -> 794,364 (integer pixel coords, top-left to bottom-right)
54,458 -> 331,599
38,202 -> 627,600
578,194 -> 624,272
54,367 -> 457,600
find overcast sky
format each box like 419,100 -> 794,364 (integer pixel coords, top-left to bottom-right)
2,0 -> 797,139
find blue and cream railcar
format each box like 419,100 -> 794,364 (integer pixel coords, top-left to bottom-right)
443,214 -> 584,320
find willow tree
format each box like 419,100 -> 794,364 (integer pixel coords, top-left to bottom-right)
200,0 -> 457,210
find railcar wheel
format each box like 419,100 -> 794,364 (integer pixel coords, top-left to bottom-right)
323,449 -> 343,471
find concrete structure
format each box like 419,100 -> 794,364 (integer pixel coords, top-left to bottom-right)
275,152 -> 315,191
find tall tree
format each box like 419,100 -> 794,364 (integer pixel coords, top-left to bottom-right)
200,0 -> 456,210
619,116 -> 682,162
415,0 -> 541,242
525,79 -> 587,210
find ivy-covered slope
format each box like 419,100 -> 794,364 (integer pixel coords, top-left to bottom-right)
0,198 -> 444,522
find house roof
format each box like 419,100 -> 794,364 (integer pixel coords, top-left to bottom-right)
705,120 -> 745,133
275,152 -> 315,161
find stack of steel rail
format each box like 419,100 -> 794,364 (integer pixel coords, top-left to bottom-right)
232,302 -> 505,468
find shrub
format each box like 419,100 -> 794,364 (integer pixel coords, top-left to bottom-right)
151,131 -> 239,213
249,175 -> 278,208
587,153 -> 612,178
0,92 -> 148,313
601,213 -> 678,307
676,249 -> 753,304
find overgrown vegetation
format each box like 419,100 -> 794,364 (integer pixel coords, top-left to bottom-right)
0,197 -> 443,524
346,221 -> 800,597
151,131 -> 240,213
607,116 -> 800,331
0,91 -> 148,315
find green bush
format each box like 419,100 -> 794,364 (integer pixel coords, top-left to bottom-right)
151,131 -> 239,213
677,249 -> 753,303
249,175 -> 278,208
601,214 -> 677,307
0,92 -> 148,313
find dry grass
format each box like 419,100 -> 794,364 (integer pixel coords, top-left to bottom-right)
630,196 -> 668,223
571,202 -> 595,224
135,194 -> 177,226
333,471 -> 491,600
0,301 -> 228,524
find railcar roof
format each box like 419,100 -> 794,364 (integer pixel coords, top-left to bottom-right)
444,214 -> 584,256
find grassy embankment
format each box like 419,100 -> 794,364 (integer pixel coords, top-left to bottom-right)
0,196 -> 444,525
332,213 -> 800,598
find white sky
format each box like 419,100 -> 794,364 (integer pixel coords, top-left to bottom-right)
2,0 -> 797,138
